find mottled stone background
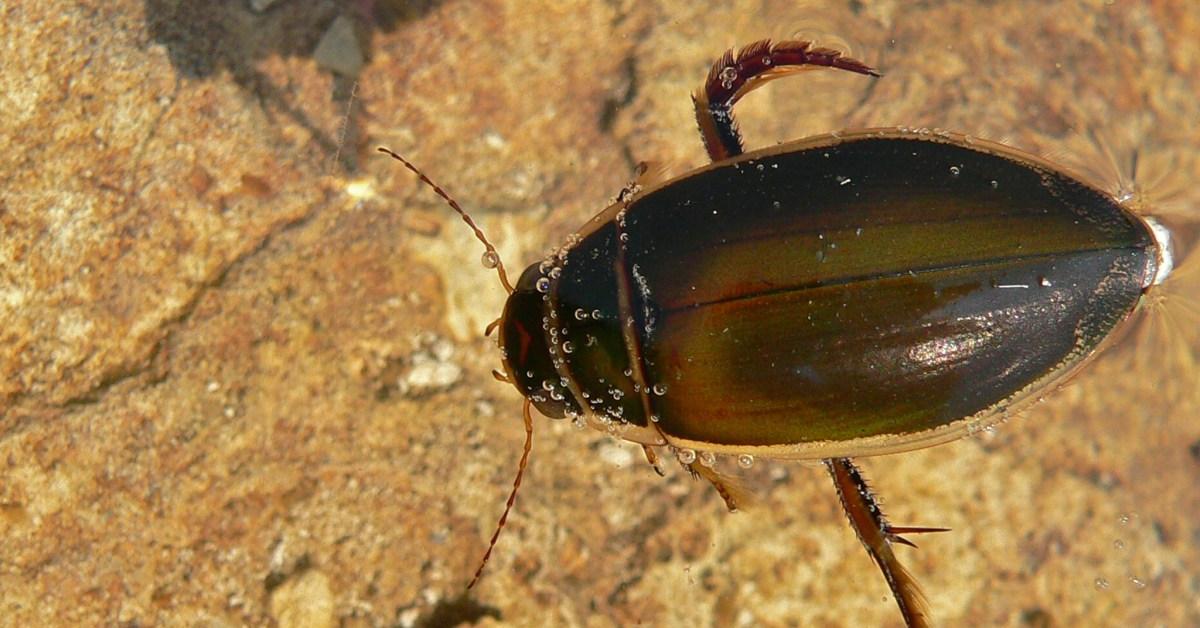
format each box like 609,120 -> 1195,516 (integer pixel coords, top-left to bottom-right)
2,1 -> 1198,626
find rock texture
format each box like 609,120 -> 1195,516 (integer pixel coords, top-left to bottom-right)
2,1 -> 1198,626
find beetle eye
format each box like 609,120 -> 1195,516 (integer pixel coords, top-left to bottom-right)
514,319 -> 533,366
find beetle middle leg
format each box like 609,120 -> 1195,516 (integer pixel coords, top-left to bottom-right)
684,460 -> 743,512
693,39 -> 879,161
641,444 -> 666,477
826,458 -> 948,628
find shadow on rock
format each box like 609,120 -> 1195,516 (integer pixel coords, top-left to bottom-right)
144,0 -> 444,171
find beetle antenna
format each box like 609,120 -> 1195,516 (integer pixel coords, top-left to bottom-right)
467,398 -> 534,589
378,147 -> 514,294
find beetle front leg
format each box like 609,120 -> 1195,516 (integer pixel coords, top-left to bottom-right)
693,39 -> 879,162
825,457 -> 948,628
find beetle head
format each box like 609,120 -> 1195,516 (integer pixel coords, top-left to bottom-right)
498,263 -> 583,420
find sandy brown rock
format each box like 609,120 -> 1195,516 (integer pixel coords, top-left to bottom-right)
1,1 -> 1198,627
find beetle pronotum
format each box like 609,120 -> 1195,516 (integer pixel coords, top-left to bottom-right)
382,39 -> 1178,628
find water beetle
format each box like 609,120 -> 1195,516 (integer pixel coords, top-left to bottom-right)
381,39 -> 1176,628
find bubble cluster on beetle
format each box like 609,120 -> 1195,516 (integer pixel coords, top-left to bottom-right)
630,263 -> 656,336
533,238 -> 643,435
669,447 -> 756,470
719,65 -> 738,89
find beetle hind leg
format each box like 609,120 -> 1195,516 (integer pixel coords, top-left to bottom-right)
886,525 -> 953,549
825,457 -> 948,628
683,460 -> 757,513
693,39 -> 879,162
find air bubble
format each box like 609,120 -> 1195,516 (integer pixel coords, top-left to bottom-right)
535,277 -> 552,293
650,414 -> 661,423
574,308 -> 587,320
651,383 -> 668,396
549,267 -> 563,279
562,341 -> 574,354
572,417 -> 587,430
698,451 -> 716,467
1094,578 -> 1110,591
481,250 -> 499,269
676,448 -> 697,464
737,454 -> 754,469
719,66 -> 737,89
949,165 -> 961,177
